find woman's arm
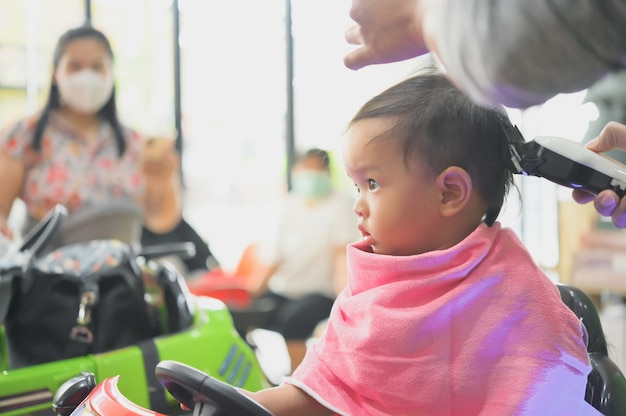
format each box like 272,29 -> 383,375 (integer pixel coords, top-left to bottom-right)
0,149 -> 25,238
140,140 -> 182,233
249,262 -> 279,298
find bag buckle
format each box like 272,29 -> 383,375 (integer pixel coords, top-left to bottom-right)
70,325 -> 94,344
77,290 -> 96,326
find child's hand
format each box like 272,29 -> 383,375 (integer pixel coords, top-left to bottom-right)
178,388 -> 252,412
236,386 -> 254,398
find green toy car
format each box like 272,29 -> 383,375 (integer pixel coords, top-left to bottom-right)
0,205 -> 268,415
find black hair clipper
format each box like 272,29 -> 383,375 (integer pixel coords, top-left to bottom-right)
500,122 -> 626,198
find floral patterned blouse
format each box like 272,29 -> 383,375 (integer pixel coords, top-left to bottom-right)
0,110 -> 145,222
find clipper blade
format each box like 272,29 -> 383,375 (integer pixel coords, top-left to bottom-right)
498,116 -> 536,175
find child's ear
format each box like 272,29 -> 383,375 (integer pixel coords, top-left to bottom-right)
434,167 -> 472,217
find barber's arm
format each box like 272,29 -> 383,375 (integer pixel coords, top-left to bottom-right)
430,0 -> 625,108
345,0 -> 626,109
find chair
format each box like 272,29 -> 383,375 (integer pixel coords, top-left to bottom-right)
155,262 -> 195,334
59,200 -> 143,247
21,200 -> 144,254
557,284 -> 626,416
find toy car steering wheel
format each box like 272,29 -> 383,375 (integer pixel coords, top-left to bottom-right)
155,360 -> 273,416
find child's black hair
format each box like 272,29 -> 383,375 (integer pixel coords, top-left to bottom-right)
349,68 -> 516,226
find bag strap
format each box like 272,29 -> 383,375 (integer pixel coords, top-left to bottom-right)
0,273 -> 14,324
64,256 -> 144,358
137,338 -> 169,412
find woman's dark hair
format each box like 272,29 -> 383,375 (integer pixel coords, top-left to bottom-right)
32,25 -> 126,156
296,148 -> 331,170
349,69 -> 516,226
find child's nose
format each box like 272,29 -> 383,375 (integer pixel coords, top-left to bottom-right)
353,197 -> 366,217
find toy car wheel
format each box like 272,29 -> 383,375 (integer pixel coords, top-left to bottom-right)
155,360 -> 273,416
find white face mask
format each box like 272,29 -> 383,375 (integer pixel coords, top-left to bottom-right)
56,69 -> 114,114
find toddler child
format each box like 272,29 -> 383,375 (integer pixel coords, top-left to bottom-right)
247,70 -> 592,415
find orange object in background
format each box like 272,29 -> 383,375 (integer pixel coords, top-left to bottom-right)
186,244 -> 268,309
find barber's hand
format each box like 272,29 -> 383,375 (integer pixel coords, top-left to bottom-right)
572,122 -> 626,228
344,0 -> 434,70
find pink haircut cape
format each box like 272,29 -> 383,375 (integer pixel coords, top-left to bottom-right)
285,223 -> 593,416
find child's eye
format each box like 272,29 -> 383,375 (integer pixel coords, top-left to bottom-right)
368,179 -> 379,191
353,183 -> 360,194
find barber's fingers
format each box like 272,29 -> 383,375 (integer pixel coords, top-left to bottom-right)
344,49 -> 374,71
572,189 -> 626,229
611,195 -> 626,228
345,24 -> 363,45
344,26 -> 371,70
593,190 -> 620,217
577,122 -> 626,228
572,189 -> 596,205
586,121 -> 626,154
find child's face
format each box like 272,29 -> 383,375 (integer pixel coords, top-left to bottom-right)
344,118 -> 445,256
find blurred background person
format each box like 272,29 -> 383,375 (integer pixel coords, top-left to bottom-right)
0,24 -> 215,273
239,148 -> 359,371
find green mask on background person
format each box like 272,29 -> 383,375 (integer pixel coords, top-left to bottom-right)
291,171 -> 333,200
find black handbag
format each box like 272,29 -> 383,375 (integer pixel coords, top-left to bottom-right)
0,205 -> 159,368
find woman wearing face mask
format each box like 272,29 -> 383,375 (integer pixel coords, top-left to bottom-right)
237,148 -> 359,371
0,25 -> 215,273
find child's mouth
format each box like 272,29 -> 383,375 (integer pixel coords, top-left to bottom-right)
358,226 -> 372,243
